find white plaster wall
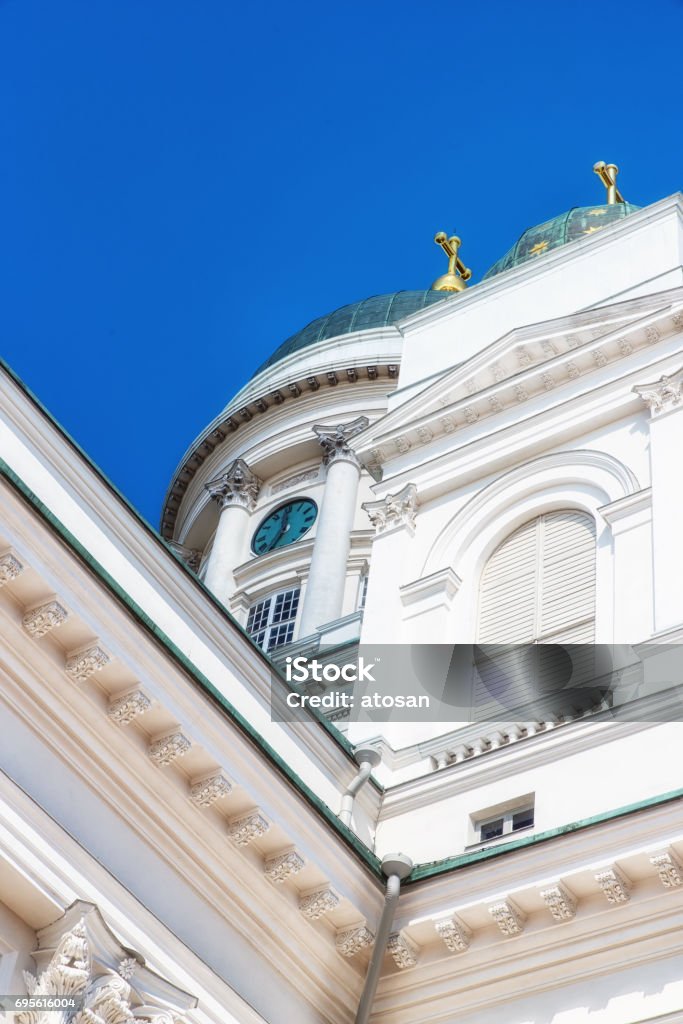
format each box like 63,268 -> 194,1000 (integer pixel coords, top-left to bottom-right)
361,414 -> 653,646
374,723 -> 682,862
444,954 -> 683,1024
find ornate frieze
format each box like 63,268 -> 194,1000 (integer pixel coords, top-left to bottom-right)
593,348 -> 608,367
264,849 -> 305,883
22,600 -> 68,638
363,483 -> 419,535
541,372 -> 555,391
595,866 -> 631,903
189,771 -> 233,807
463,405 -> 478,424
205,459 -> 262,511
617,338 -> 633,356
387,932 -> 419,969
228,811 -> 270,845
336,925 -> 374,957
148,731 -> 192,767
540,883 -> 577,921
650,850 -> 683,888
645,325 -> 661,344
299,887 -> 340,920
107,689 -> 151,725
271,468 -> 319,495
633,367 -> 683,417
440,415 -> 457,433
488,900 -> 526,936
566,362 -> 581,379
434,916 -> 472,953
394,435 -> 412,454
65,644 -> 111,682
0,551 -> 23,586
672,311 -> 683,330
313,416 -> 369,467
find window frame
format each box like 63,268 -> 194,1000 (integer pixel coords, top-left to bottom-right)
469,797 -> 535,849
246,586 -> 301,652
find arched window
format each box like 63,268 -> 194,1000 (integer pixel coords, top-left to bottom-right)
478,510 -> 596,644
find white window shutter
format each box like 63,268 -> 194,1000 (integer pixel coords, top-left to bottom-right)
478,518 -> 538,643
477,511 -> 596,644
539,511 -> 596,642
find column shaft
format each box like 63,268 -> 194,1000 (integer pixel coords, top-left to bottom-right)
299,416 -> 368,638
299,457 -> 360,637
202,458 -> 261,609
204,504 -> 250,605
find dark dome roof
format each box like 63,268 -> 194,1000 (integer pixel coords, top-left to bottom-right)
483,202 -> 641,280
253,290 -> 452,376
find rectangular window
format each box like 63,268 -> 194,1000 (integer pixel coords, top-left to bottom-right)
247,588 -> 300,652
471,798 -> 535,846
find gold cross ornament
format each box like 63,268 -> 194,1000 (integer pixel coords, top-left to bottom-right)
431,232 -> 472,292
593,162 -> 625,205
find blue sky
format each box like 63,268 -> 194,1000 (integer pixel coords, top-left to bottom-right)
1,0 -> 682,526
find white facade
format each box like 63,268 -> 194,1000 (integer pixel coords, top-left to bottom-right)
2,183 -> 683,1024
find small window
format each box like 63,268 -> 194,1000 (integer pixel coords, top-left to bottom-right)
247,587 -> 300,652
512,808 -> 535,832
358,573 -> 369,610
480,817 -> 504,841
472,799 -> 535,846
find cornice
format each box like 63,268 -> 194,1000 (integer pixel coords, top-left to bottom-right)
362,330 -> 683,510
162,353 -> 401,539
0,459 -> 379,872
379,720 -> 652,816
357,296 -> 683,475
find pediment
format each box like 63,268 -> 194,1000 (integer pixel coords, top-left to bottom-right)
356,287 -> 683,473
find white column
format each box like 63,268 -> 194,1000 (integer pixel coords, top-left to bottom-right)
298,416 -> 368,638
203,459 -> 261,607
634,369 -> 683,634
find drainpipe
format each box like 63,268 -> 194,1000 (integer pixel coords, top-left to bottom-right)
355,853 -> 414,1024
339,745 -> 381,829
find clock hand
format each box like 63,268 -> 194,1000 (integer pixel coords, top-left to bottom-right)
273,507 -> 291,545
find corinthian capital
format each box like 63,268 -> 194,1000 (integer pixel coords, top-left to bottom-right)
205,459 -> 261,511
633,367 -> 683,417
363,483 -> 419,534
313,416 -> 369,467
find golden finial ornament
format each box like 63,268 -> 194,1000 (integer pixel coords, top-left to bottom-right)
431,232 -> 472,292
593,162 -> 625,205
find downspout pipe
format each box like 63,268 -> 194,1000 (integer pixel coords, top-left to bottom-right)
355,853 -> 414,1024
340,745 -> 381,828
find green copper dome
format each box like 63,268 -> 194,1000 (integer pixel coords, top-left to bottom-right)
253,290 -> 453,375
483,202 -> 641,280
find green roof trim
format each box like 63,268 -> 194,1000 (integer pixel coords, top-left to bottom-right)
483,203 -> 641,280
0,450 -> 382,879
407,785 -> 683,883
252,290 -> 452,376
0,356 -> 360,761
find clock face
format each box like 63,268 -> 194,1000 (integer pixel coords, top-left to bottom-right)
251,498 -> 318,555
